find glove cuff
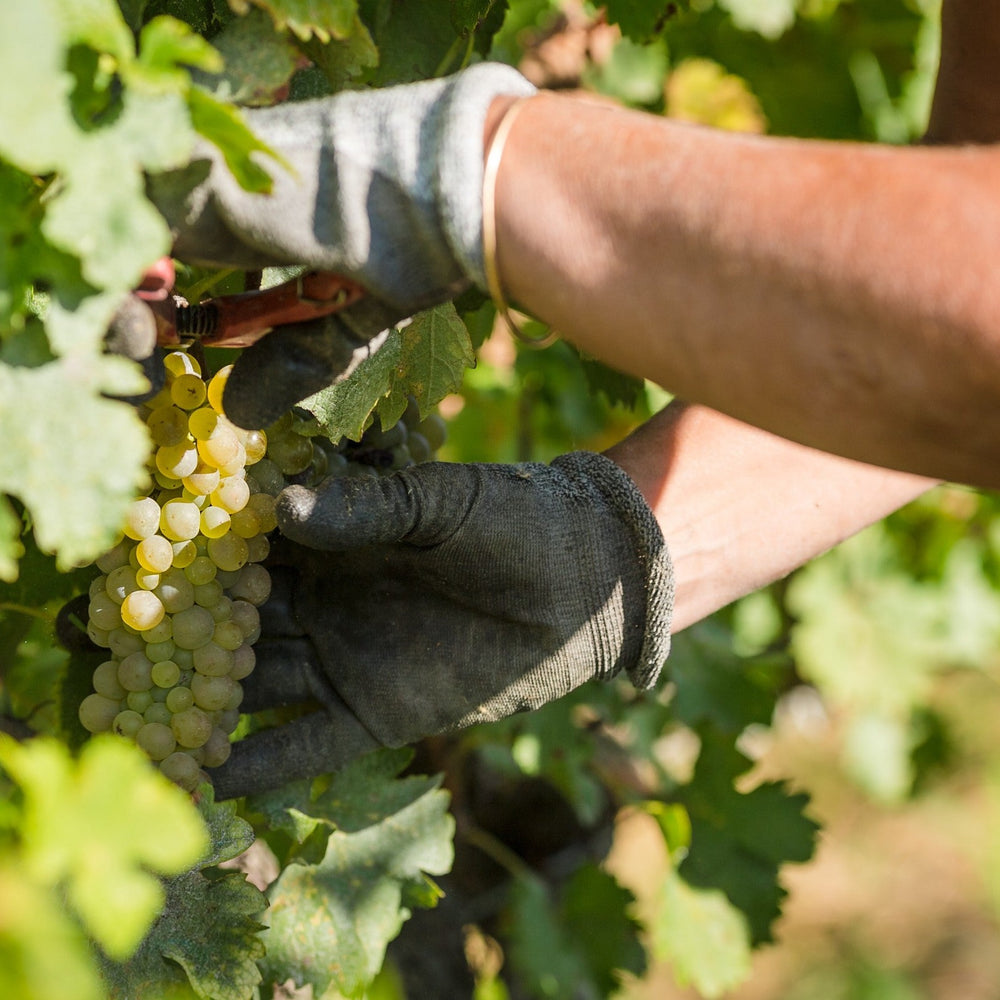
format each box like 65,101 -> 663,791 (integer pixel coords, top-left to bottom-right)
434,63 -> 537,290
552,451 -> 674,689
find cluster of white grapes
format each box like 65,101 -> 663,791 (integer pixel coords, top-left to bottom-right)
79,346 -> 447,791
79,351 -> 276,791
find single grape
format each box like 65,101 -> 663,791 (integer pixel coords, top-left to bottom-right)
143,702 -> 173,727
226,563 -> 271,606
121,590 -> 165,631
151,659 -> 181,688
191,673 -> 234,711
95,538 -> 130,574
193,642 -> 233,678
171,706 -> 213,748
200,505 -> 231,538
172,605 -> 216,650
79,693 -> 120,733
136,722 -> 176,761
92,660 -> 127,700
170,373 -> 207,410
126,689 -> 154,714
112,709 -> 145,738
201,727 -> 232,768
118,651 -> 154,692
207,533 -> 249,573
136,534 -> 173,574
159,751 -> 203,791
184,555 -> 217,587
166,686 -> 194,713
163,351 -> 200,378
124,497 -> 161,540
229,642 -> 256,681
147,405 -> 190,448
206,365 -> 232,414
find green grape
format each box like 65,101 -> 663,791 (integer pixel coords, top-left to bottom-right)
146,405 -> 190,447
88,593 -> 123,631
78,693 -> 119,733
184,555 -> 217,586
151,659 -> 181,688
226,564 -> 271,606
209,595 -> 234,623
143,703 -> 173,727
126,689 -> 154,714
118,651 -> 154,692
229,643 -> 256,681
112,709 -> 145,738
121,589 -> 165,631
95,538 -> 131,574
193,642 -> 233,678
124,497 -> 162,541
108,626 -> 145,659
207,533 -> 249,573
246,457 -> 284,496
166,686 -> 194,713
155,567 -> 195,614
144,618 -> 173,644
92,661 -> 127,700
201,727 -> 233,768
200,505 -> 231,538
159,752 -> 202,791
230,602 -> 260,644
172,605 -> 216,650
136,722 -> 176,761
136,534 -> 173,573
193,580 -> 224,609
266,430 -> 314,475
171,706 -> 213,748
170,373 -> 207,411
191,673 -> 234,711
416,413 -> 447,451
213,620 -> 244,652
160,499 -> 201,541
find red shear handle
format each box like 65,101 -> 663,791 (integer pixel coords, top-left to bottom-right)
159,271 -> 367,349
195,271 -> 367,348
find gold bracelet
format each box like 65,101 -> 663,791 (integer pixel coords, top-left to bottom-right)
482,96 -> 559,349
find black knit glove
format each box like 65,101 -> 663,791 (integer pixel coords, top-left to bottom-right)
210,453 -> 673,799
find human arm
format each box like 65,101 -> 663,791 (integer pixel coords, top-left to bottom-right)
488,1 -> 1000,489
605,401 -> 936,632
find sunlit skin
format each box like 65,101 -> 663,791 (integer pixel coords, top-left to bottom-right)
485,0 -> 998,631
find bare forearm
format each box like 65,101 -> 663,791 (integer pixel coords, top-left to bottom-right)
489,96 -> 1000,487
605,402 -> 937,631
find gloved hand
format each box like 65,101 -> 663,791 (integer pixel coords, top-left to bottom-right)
210,452 -> 674,799
147,63 -> 537,428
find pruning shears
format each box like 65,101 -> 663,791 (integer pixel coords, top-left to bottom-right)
152,270 -> 366,350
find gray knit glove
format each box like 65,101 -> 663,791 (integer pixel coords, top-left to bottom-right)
210,453 -> 673,799
148,63 -> 536,428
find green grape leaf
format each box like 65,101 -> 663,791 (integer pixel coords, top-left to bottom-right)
302,304 -> 473,443
603,0 -> 682,41
576,353 -> 645,410
787,524 -> 951,715
0,735 -> 208,959
506,867 -> 645,1000
717,0 -> 797,40
51,0 -> 135,61
677,731 -> 818,945
301,15 -> 379,93
374,303 -> 475,427
103,870 -> 266,1000
187,87 -> 280,193
101,785 -> 267,999
259,761 -> 454,997
233,0 -> 359,42
363,0 -> 464,85
449,0 -> 501,34
193,782 -> 257,866
0,358 -> 151,571
301,329 -> 404,441
560,864 -> 647,995
668,621 -> 787,735
134,14 -> 224,92
650,868 -> 752,999
195,9 -> 298,104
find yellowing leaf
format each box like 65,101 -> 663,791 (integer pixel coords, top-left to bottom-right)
0,735 -> 208,959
